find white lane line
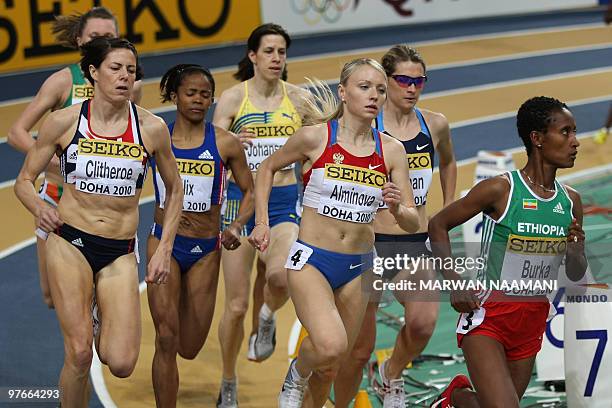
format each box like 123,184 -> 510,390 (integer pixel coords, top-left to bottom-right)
0,21 -> 606,125
450,94 -> 612,129
0,179 -> 16,189
427,43 -> 612,71
90,349 -> 118,408
421,66 -> 612,100
0,237 -> 36,260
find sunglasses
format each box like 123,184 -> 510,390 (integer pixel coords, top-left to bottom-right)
391,74 -> 428,89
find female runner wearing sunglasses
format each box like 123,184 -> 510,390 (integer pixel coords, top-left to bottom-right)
334,45 -> 457,408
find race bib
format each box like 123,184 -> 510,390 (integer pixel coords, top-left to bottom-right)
285,241 -> 314,271
499,234 -> 565,296
456,307 -> 486,334
317,163 -> 384,224
244,124 -> 297,172
73,138 -> 144,197
245,136 -> 292,172
158,159 -> 215,212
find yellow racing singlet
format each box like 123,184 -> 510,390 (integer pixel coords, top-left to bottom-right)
229,81 -> 301,171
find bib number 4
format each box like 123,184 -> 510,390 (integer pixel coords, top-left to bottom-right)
285,242 -> 313,271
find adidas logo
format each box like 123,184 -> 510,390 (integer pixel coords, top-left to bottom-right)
71,238 -> 84,247
69,151 -> 78,160
553,202 -> 565,214
190,245 -> 203,253
198,150 -> 213,160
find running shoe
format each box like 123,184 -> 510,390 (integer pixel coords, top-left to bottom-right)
430,374 -> 472,408
216,378 -> 238,408
379,359 -> 406,408
250,313 -> 276,362
278,358 -> 308,408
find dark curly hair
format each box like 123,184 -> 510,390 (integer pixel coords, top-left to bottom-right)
516,96 -> 569,155
160,64 -> 215,103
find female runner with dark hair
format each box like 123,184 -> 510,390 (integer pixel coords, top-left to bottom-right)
147,64 -> 253,407
8,6 -> 142,308
14,37 -> 183,407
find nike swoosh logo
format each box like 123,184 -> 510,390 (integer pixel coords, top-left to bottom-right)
430,397 -> 446,408
368,164 -> 382,170
416,144 -> 429,151
349,263 -> 364,270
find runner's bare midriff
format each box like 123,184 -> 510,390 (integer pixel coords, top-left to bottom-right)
57,185 -> 140,239
298,207 -> 374,254
153,205 -> 222,239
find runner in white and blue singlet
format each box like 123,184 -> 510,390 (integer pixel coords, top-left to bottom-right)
147,64 -> 253,407
335,45 -> 457,408
14,38 -> 183,407
249,58 -> 420,408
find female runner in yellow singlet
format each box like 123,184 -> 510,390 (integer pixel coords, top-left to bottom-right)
213,23 -> 309,407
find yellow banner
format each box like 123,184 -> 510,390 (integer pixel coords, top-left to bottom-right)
0,0 -> 260,74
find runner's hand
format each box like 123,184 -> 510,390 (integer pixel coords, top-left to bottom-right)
567,218 -> 585,244
146,247 -> 170,285
450,289 -> 481,313
567,218 -> 585,256
36,205 -> 62,233
221,223 -> 242,250
236,128 -> 255,149
382,181 -> 402,214
248,224 -> 270,252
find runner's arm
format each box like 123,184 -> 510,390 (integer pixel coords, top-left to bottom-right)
432,114 -> 457,207
383,136 -> 420,232
14,110 -> 70,229
8,71 -> 68,153
565,186 -> 587,281
223,128 -> 255,231
145,117 -> 183,283
428,176 -> 509,280
249,126 -> 321,250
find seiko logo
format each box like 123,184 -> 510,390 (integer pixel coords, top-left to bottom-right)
507,234 -> 567,255
250,125 -> 296,137
176,159 -> 215,176
406,152 -> 431,170
324,163 -> 386,187
72,84 -> 94,99
78,139 -> 143,160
